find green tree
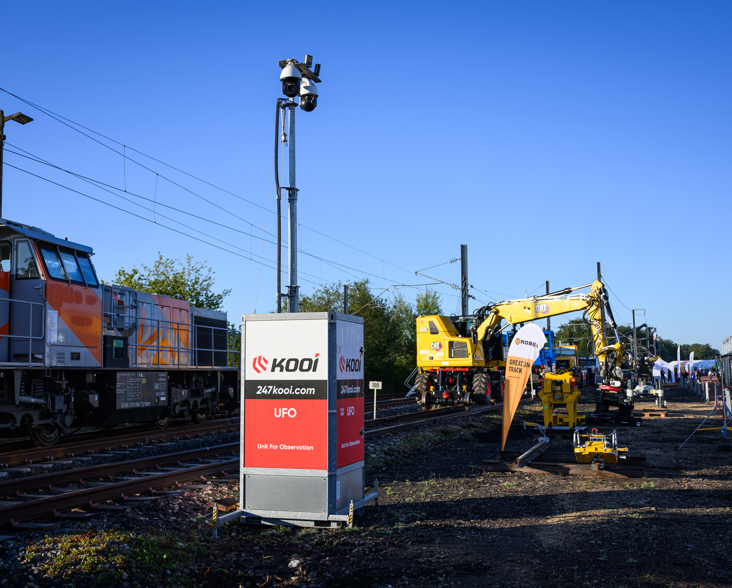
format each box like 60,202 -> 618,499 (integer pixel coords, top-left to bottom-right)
112,253 -> 231,311
556,318 -> 593,356
415,288 -> 442,316
300,279 -> 416,393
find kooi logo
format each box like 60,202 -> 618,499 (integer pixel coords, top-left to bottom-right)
252,353 -> 320,374
339,355 -> 362,373
252,356 -> 269,374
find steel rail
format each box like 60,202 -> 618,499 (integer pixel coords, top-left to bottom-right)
0,443 -> 238,497
366,406 -> 464,426
0,453 -> 238,527
0,418 -> 240,467
365,403 -> 503,439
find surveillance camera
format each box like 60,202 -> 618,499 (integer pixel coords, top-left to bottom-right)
280,63 -> 302,98
299,78 -> 318,112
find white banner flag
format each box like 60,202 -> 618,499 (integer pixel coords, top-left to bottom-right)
502,323 -> 546,450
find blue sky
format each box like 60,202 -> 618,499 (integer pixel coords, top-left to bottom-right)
1,1 -> 729,349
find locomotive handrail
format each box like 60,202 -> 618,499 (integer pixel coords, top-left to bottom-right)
103,311 -> 239,369
0,297 -> 45,367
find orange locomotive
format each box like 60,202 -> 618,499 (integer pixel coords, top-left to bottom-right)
0,219 -> 238,445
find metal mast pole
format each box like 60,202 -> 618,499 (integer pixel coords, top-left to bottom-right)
0,110 -> 5,218
460,244 -> 468,316
546,281 -> 550,332
632,310 -> 637,374
287,104 -> 299,312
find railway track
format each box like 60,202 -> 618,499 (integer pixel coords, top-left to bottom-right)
365,402 -> 503,438
0,418 -> 240,468
0,443 -> 238,528
372,397 -> 414,409
0,401 -> 506,528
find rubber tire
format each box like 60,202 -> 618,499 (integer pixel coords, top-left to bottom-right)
414,373 -> 432,404
472,373 -> 489,405
30,424 -> 62,447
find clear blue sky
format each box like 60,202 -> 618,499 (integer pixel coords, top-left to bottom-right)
1,1 -> 729,350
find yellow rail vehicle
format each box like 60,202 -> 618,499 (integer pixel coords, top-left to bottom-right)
414,280 -> 627,410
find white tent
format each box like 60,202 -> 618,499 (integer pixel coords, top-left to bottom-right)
653,358 -> 676,382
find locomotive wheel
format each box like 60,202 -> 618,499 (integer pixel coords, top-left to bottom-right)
191,408 -> 211,424
154,416 -> 170,430
30,424 -> 62,447
472,374 -> 490,405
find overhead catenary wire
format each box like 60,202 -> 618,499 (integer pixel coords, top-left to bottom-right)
0,88 -> 486,304
413,258 -> 460,274
1,87 -> 422,286
5,147 -> 422,295
0,87 -> 272,213
3,161 -> 328,287
5,145 -> 280,245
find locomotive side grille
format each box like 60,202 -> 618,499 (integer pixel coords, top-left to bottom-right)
193,315 -> 228,367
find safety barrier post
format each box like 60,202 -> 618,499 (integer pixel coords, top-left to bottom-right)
212,505 -> 219,539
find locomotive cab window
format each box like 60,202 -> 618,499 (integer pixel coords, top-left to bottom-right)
0,242 -> 10,272
38,244 -> 93,286
15,240 -> 40,279
59,250 -> 84,283
38,245 -> 67,281
77,255 -> 99,287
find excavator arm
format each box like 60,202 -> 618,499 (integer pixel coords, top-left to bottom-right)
470,280 -> 625,383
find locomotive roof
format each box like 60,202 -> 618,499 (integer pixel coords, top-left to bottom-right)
0,219 -> 94,254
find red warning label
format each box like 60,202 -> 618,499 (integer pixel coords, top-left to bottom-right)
244,396 -> 327,470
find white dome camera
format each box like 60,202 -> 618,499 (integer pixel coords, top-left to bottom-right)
280,62 -> 302,98
299,78 -> 318,112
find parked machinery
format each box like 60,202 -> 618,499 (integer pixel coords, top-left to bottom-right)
414,280 -> 628,410
538,372 -> 585,429
0,219 -> 239,446
573,428 -> 628,467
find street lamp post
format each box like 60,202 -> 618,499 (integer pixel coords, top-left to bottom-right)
277,55 -> 321,313
0,110 -> 34,218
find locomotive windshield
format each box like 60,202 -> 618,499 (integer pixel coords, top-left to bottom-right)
38,243 -> 99,287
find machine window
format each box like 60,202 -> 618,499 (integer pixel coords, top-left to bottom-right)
15,240 -> 40,279
0,242 -> 10,272
77,255 -> 99,287
39,245 -> 67,281
429,321 -> 439,335
59,250 -> 84,284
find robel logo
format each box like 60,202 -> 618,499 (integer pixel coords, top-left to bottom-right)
515,338 -> 539,349
252,353 -> 320,374
339,355 -> 361,373
274,408 -> 297,418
